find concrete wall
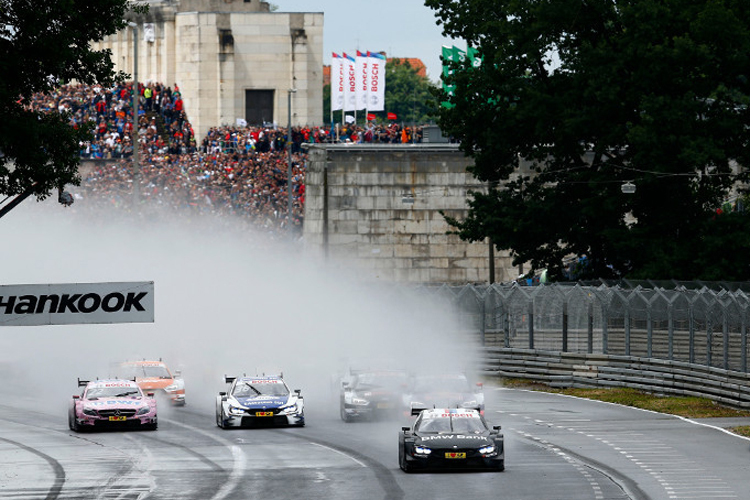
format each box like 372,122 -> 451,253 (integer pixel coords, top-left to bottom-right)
92,0 -> 323,140
303,144 -> 516,284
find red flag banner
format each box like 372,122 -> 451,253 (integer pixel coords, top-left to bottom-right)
367,113 -> 376,121
387,112 -> 397,120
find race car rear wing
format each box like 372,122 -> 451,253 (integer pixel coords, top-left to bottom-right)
411,404 -> 428,416
78,377 -> 136,387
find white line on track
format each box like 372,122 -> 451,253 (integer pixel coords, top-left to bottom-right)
309,442 -> 367,468
163,418 -> 247,500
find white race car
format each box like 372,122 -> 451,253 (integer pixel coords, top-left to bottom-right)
216,375 -> 304,428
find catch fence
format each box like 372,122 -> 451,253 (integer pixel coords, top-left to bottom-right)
411,283 -> 750,373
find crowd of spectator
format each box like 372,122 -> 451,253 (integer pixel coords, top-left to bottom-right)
28,81 -> 427,236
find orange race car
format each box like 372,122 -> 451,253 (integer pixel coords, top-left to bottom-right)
117,359 -> 186,406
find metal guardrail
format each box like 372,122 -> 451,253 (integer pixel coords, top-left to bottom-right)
411,283 -> 750,373
479,348 -> 750,409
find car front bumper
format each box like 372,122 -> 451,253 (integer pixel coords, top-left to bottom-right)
222,407 -> 304,427
75,414 -> 157,429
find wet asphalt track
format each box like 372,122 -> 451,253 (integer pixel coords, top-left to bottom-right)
1,385 -> 749,500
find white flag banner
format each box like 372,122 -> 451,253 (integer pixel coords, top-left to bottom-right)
343,53 -> 357,112
355,50 -> 369,110
367,51 -> 386,111
331,53 -> 344,112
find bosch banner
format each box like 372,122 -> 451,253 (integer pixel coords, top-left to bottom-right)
0,281 -> 154,326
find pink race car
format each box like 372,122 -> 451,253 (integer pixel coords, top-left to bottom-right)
68,378 -> 158,431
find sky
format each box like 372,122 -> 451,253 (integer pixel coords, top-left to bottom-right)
275,0 -> 466,83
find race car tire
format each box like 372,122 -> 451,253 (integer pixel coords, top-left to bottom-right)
145,421 -> 158,431
216,407 -> 226,429
494,460 -> 505,472
340,405 -> 353,423
68,411 -> 81,432
399,446 -> 413,472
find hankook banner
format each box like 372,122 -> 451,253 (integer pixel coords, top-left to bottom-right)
0,281 -> 154,326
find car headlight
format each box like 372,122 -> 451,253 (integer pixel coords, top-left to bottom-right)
352,397 -> 369,405
228,404 -> 244,414
279,403 -> 299,415
478,445 -> 495,455
136,406 -> 151,415
414,445 -> 432,455
164,380 -> 185,392
82,408 -> 97,416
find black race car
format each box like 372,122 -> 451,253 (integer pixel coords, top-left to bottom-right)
399,408 -> 504,472
340,369 -> 408,422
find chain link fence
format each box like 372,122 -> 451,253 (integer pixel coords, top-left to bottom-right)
411,283 -> 750,373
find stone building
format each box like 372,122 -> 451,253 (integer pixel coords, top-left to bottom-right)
303,144 -> 516,284
92,0 -> 323,140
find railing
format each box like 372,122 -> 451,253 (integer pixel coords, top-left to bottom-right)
411,283 -> 750,373
405,282 -> 750,407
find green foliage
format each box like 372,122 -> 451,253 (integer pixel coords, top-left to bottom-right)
323,83 -> 331,123
427,0 -> 750,281
327,58 -> 439,126
0,0 -> 142,201
503,379 -> 750,419
383,58 -> 439,124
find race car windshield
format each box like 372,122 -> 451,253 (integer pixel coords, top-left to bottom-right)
121,364 -> 171,379
86,387 -> 141,399
233,381 -> 289,397
355,372 -> 407,390
141,365 -> 171,378
417,416 -> 486,434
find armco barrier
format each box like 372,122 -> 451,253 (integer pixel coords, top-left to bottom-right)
481,347 -> 750,409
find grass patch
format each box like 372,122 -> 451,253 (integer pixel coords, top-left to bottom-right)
500,378 -> 750,419
729,426 -> 750,438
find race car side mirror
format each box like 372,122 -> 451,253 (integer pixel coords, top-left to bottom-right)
73,395 -> 80,400
341,382 -> 349,389
295,389 -> 302,397
219,391 -> 227,396
492,425 -> 501,431
147,392 -> 155,397
402,426 -> 410,431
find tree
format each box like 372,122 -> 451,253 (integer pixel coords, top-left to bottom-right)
0,0 -> 141,206
325,58 -> 439,126
426,0 -> 750,281
383,58 -> 438,124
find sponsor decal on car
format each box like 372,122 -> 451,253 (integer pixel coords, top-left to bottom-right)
420,435 -> 487,441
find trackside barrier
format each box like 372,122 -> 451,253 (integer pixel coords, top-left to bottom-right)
407,282 -> 750,408
479,348 -> 750,409
410,282 -> 750,371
